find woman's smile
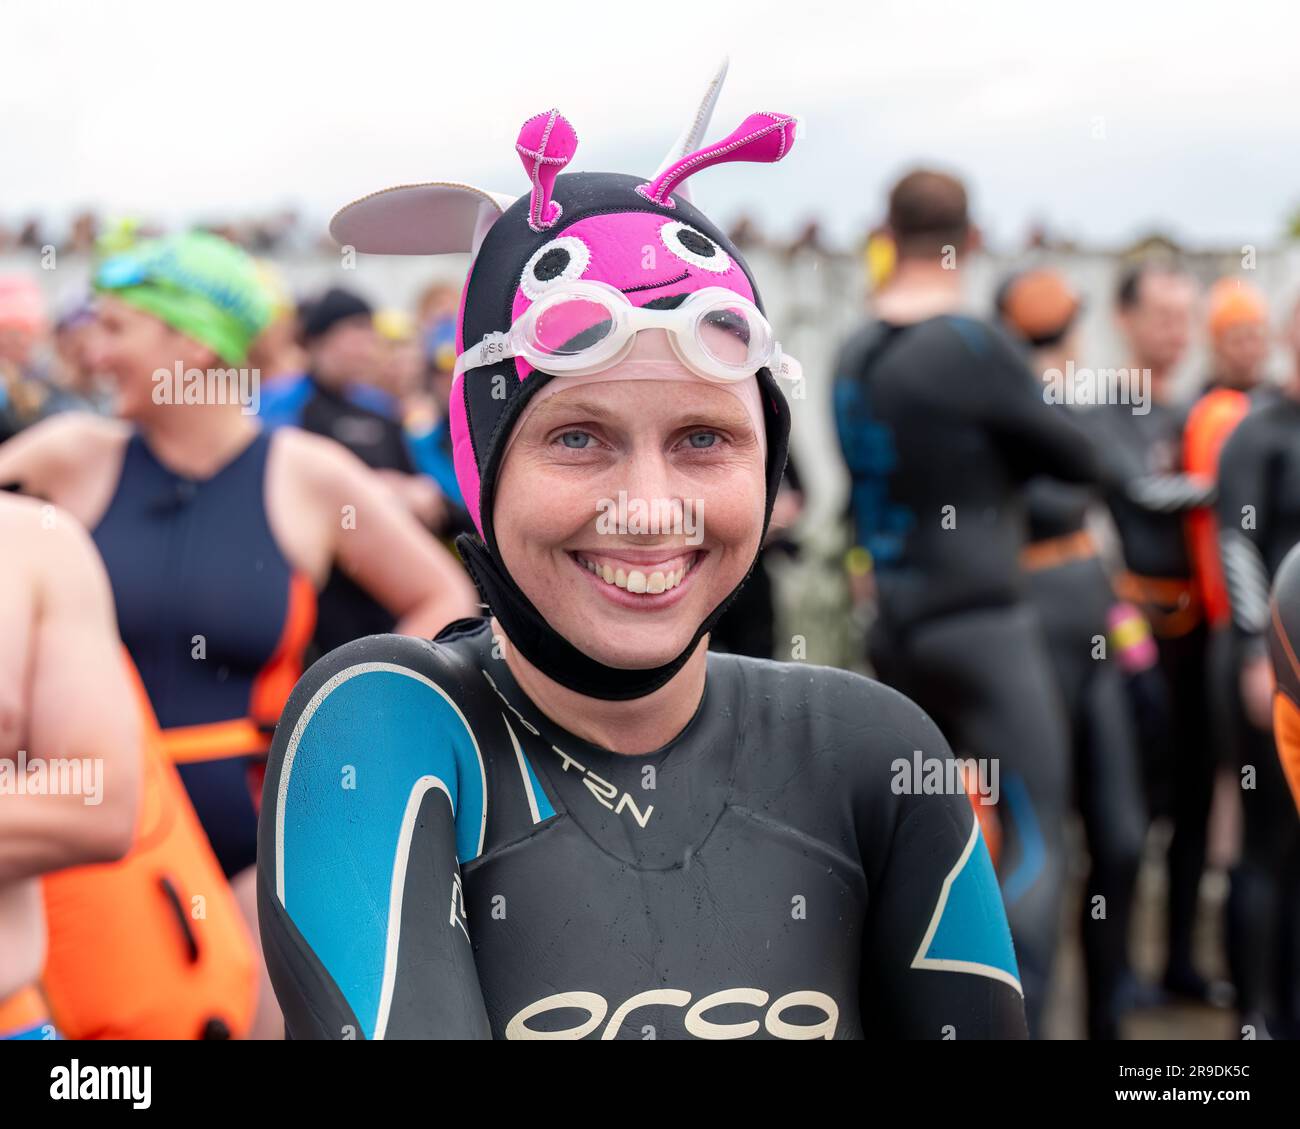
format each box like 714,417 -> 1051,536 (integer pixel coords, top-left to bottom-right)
569,547 -> 707,610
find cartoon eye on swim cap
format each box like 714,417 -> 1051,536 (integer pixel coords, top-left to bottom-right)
659,221 -> 732,274
520,235 -> 591,300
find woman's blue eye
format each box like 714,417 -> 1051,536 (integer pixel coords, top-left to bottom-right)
559,431 -> 592,449
687,431 -> 718,449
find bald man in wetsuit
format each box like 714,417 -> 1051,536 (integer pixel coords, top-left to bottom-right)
833,170 -> 1106,1034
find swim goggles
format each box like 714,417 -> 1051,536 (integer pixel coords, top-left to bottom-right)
454,279 -> 801,384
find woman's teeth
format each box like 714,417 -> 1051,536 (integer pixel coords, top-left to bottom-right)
577,554 -> 692,594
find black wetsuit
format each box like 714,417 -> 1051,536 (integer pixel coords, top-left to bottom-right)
1102,401 -> 1199,580
1217,392 -> 1300,637
257,619 -> 1027,1040
833,314 -> 1102,1033
1098,396 -> 1218,993
1215,393 -> 1300,1031
1022,475 -> 1146,1039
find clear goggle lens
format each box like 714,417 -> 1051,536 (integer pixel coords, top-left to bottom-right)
457,281 -> 800,385
529,297 -> 617,360
696,300 -> 767,372
523,288 -> 772,380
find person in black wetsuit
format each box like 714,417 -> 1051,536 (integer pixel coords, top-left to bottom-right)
257,84 -> 1028,1040
996,268 -> 1148,1040
1215,298 -> 1300,1036
1184,281 -> 1274,887
833,171 -> 1108,1034
1101,261 -> 1233,1008
264,615 -> 1025,1040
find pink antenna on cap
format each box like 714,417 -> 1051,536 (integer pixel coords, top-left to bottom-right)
637,112 -> 797,209
516,109 -> 578,232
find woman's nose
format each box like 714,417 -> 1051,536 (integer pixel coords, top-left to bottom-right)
618,447 -> 681,508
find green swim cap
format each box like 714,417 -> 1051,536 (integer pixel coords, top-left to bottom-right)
94,231 -> 273,365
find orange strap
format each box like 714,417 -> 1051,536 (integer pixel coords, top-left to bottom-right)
1020,529 -> 1098,573
159,572 -> 316,764
249,572 -> 317,727
1114,571 -> 1203,638
1183,388 -> 1250,628
160,718 -> 270,764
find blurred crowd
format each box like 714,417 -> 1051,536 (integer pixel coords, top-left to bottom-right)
0,211 -> 321,257
2,162 -> 1299,1043
0,208 -> 843,264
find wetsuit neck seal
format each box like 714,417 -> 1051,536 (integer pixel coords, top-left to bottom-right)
455,364 -> 790,701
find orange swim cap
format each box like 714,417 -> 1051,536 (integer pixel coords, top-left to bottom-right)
997,268 -> 1080,346
1207,277 -> 1268,338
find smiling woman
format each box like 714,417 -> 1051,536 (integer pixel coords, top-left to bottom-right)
411,104 -> 801,702
258,65 -> 1028,1040
492,333 -> 767,673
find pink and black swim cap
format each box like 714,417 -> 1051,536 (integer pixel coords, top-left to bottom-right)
332,69 -> 798,699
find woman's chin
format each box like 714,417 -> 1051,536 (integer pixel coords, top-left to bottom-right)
553,618 -> 698,672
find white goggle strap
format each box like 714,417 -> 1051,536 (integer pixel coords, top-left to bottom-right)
771,349 -> 802,386
454,330 -> 515,378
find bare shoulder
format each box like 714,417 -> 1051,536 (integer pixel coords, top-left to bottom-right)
269,425 -> 373,500
17,412 -> 125,458
0,413 -> 128,484
271,425 -> 353,479
0,493 -> 106,591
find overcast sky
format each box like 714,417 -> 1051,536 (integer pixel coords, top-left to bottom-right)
4,0 -> 1299,250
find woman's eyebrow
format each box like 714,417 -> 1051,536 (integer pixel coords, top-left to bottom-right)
532,398 -> 616,422
530,395 -> 754,431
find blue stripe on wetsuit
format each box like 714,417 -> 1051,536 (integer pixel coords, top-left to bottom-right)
520,748 -> 554,822
832,377 -> 914,567
999,773 -> 1046,905
279,664 -> 487,1038
915,817 -> 1023,993
943,314 -> 993,358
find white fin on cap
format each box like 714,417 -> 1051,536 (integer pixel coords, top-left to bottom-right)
330,182 -> 517,257
648,56 -> 730,205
